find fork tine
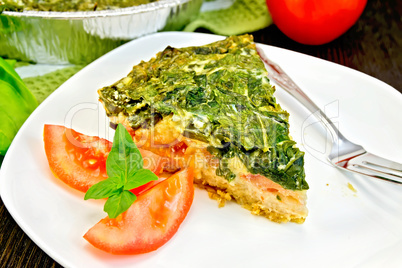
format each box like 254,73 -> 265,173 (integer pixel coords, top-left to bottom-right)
363,161 -> 402,173
348,167 -> 402,184
363,153 -> 402,172
352,164 -> 402,179
344,153 -> 402,184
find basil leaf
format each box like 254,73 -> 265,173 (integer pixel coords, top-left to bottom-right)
106,123 -> 143,179
124,169 -> 159,190
84,176 -> 123,200
85,123 -> 161,219
104,190 -> 137,219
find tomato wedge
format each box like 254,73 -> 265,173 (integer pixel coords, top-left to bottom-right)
84,166 -> 194,254
44,125 -> 111,192
43,125 -> 165,193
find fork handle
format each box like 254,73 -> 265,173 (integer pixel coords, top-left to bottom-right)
257,48 -> 345,143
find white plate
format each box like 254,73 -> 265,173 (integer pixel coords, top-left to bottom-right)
1,32 -> 402,268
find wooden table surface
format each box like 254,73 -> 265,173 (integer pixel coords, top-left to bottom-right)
0,0 -> 400,267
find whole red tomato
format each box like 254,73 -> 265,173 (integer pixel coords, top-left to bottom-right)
266,0 -> 367,45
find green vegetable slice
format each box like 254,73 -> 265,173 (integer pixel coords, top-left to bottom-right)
0,57 -> 37,155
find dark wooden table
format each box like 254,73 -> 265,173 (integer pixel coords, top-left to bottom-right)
0,0 -> 400,267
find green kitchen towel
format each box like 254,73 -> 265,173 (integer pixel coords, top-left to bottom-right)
184,0 -> 272,35
22,65 -> 83,104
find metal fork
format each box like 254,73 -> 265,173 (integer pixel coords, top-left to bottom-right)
258,49 -> 402,184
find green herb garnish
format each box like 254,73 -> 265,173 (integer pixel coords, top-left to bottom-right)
84,123 -> 158,218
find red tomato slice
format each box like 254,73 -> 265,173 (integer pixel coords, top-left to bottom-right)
84,166 -> 194,254
43,125 -> 165,193
44,125 -> 112,192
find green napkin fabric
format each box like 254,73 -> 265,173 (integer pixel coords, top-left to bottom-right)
184,0 -> 272,36
22,65 -> 83,104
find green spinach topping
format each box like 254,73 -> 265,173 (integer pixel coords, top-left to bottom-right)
99,35 -> 308,191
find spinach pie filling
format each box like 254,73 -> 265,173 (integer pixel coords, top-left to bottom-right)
99,35 -> 308,192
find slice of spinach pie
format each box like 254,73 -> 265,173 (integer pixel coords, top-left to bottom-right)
98,34 -> 309,223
